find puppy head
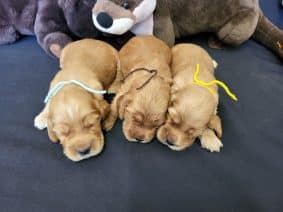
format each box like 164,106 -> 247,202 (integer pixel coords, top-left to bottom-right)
116,74 -> 170,143
157,87 -> 221,151
92,0 -> 156,35
47,86 -> 109,161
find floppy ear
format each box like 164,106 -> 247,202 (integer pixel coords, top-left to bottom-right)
47,119 -> 59,143
131,15 -> 154,35
111,91 -> 131,120
102,91 -> 131,131
93,98 -> 110,120
208,115 -> 222,138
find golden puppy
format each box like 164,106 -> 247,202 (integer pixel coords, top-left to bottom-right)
157,44 -> 223,152
34,39 -> 120,161
104,35 -> 172,143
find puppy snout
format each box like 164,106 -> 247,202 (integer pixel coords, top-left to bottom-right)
96,12 -> 113,28
78,147 -> 91,156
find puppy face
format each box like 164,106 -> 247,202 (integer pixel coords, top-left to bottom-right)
48,86 -> 109,161
116,75 -> 170,143
157,87 -> 220,151
92,0 -> 156,35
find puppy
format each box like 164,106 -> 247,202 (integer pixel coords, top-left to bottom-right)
157,44 -> 223,152
104,35 -> 172,143
34,39 -> 120,161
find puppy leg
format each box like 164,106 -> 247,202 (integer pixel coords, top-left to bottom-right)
103,91 -> 130,131
199,129 -> 223,153
34,103 -> 50,130
102,96 -> 119,131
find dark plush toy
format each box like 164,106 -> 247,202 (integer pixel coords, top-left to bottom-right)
0,0 -> 101,57
92,0 -> 283,59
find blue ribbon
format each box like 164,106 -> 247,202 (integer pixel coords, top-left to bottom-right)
44,80 -> 107,104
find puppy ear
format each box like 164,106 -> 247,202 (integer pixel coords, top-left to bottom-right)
208,115 -> 222,138
117,93 -> 131,120
93,98 -> 110,120
47,119 -> 59,143
102,92 -> 129,131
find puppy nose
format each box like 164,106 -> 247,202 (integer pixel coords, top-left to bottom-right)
78,147 -> 91,156
96,12 -> 113,28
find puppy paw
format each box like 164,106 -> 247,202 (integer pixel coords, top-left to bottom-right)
34,113 -> 48,130
213,60 -> 218,69
102,116 -> 116,131
200,129 -> 223,152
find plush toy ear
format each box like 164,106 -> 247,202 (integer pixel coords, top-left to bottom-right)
131,0 -> 156,35
131,14 -> 154,35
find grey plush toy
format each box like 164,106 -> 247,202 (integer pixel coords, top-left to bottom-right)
92,0 -> 283,59
0,0 -> 100,57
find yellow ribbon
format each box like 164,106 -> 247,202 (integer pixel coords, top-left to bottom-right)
193,64 -> 238,101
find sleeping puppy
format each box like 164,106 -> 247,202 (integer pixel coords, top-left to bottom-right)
157,44 -> 223,152
104,35 -> 172,143
34,39 -> 120,161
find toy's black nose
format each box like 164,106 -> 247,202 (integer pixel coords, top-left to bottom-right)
96,12 -> 113,28
78,147 -> 91,156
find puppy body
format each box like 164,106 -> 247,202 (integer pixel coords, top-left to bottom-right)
34,39 -> 120,161
104,35 -> 172,143
157,44 -> 223,152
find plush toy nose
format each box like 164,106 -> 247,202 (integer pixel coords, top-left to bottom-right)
96,12 -> 113,28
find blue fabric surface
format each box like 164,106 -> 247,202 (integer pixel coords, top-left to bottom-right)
0,0 -> 282,211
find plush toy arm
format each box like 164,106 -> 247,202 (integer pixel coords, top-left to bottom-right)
34,0 -> 72,58
153,0 -> 175,47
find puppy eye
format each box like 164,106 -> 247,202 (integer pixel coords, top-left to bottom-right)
121,1 -> 130,9
83,113 -> 100,128
53,124 -> 70,137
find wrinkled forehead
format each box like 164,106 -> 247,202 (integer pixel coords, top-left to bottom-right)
50,96 -> 94,123
172,101 -> 212,129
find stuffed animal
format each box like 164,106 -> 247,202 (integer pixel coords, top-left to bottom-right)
92,0 -> 283,59
0,0 -> 101,57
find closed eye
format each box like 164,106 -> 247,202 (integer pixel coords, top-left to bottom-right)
83,112 -> 100,128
